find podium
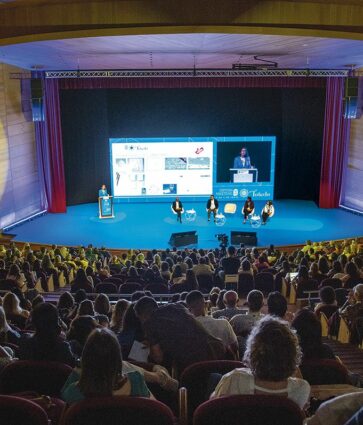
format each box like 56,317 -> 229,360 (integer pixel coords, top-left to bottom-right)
98,196 -> 114,219
229,168 -> 258,183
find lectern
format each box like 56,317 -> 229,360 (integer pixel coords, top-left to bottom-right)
229,168 -> 258,183
98,195 -> 114,219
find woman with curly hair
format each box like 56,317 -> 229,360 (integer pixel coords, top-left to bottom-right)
211,316 -> 310,409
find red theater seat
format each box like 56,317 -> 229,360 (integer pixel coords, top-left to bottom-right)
193,394 -> 305,425
62,395 -> 175,425
0,395 -> 49,425
0,360 -> 72,397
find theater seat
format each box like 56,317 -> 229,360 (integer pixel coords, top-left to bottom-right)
300,359 -> 350,385
95,282 -> 117,294
179,360 -> 244,418
193,394 -> 304,425
254,272 -> 274,295
119,282 -> 143,294
62,395 -> 175,425
0,360 -> 72,397
0,395 -> 49,425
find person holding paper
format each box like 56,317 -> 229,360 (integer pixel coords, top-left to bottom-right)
233,147 -> 252,169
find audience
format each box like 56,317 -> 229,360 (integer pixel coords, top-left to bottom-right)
0,238 -> 361,421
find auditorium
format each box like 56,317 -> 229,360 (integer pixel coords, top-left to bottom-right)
0,1 -> 362,424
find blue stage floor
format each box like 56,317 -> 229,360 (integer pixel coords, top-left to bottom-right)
7,200 -> 363,249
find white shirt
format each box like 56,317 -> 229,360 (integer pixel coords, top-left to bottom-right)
210,200 -> 216,210
196,315 -> 237,348
212,368 -> 310,409
175,201 -> 180,209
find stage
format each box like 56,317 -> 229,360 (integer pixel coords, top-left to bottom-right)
5,200 -> 362,250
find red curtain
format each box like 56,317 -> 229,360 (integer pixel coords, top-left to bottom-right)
319,78 -> 350,208
35,79 -> 66,213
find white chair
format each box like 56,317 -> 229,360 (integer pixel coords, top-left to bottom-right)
171,205 -> 184,216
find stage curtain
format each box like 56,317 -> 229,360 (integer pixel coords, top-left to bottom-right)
35,78 -> 66,213
319,77 -> 350,208
59,76 -> 325,90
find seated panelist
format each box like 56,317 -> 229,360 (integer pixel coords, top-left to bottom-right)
98,184 -> 108,198
243,196 -> 255,223
206,195 -> 219,222
261,200 -> 274,225
172,197 -> 183,223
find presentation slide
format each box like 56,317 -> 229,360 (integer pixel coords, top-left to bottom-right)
110,138 -> 213,197
110,136 -> 275,201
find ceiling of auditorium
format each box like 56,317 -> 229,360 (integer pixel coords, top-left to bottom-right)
0,33 -> 363,71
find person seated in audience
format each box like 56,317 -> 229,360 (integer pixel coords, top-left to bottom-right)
291,309 -> 335,361
186,290 -> 238,356
2,292 -> 29,329
21,261 -> 36,288
0,264 -> 27,306
117,302 -> 145,359
61,328 -> 152,403
306,391 -> 363,425
339,284 -> 363,325
314,286 -> 339,319
220,246 -> 240,279
238,259 -> 255,276
19,302 -> 75,366
160,261 -> 171,281
309,262 -> 327,285
192,257 -> 213,277
211,316 -> 310,409
134,296 -> 225,373
57,291 -> 76,325
77,299 -> 95,318
0,305 -> 21,345
67,315 -> 99,357
170,264 -> 186,285
318,256 -> 330,276
110,299 -> 130,334
212,291 -> 242,320
342,262 -> 362,289
230,290 -> 264,356
94,293 -> 111,319
254,255 -> 269,272
295,265 -> 318,298
0,259 -> 7,281
70,268 -> 93,293
267,291 -> 292,321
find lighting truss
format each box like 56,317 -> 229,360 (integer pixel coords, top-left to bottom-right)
44,69 -> 349,79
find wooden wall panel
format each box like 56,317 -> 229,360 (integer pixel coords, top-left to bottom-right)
341,78 -> 363,212
0,63 -> 41,229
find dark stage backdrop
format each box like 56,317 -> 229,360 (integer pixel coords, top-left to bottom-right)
60,87 -> 325,205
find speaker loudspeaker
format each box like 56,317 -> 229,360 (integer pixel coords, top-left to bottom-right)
30,78 -> 44,121
231,231 -> 257,246
169,231 -> 198,247
344,77 -> 362,119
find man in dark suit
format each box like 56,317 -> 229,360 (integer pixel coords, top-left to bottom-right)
243,196 -> 255,223
172,197 -> 183,223
233,147 -> 252,169
206,195 -> 219,222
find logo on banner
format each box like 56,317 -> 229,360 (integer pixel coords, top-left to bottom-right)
233,189 -> 239,197
240,189 -> 249,198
